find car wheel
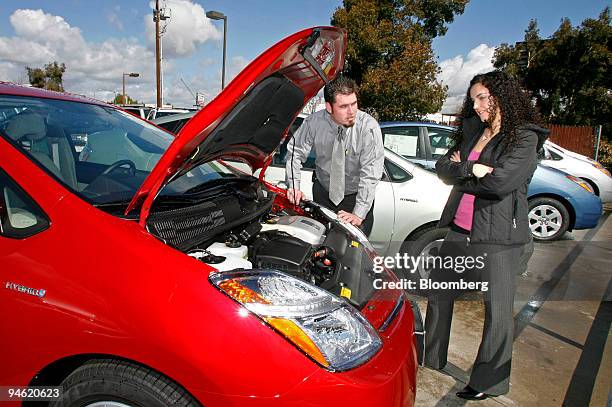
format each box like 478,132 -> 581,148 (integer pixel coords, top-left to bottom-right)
400,226 -> 449,280
51,359 -> 199,407
528,197 -> 570,241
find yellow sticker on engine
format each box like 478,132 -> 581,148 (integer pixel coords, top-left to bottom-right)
340,286 -> 352,299
350,241 -> 360,248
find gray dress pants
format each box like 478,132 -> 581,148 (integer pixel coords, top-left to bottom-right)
424,229 -> 524,396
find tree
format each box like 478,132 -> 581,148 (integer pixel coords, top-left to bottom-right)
112,94 -> 139,105
331,0 -> 469,120
494,20 -> 541,78
26,61 -> 66,91
494,8 -> 611,132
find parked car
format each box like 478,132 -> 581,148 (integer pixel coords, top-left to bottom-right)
146,107 -> 194,121
153,111 -> 199,134
380,122 -> 603,241
0,27 -> 419,407
541,140 -> 612,203
119,104 -> 153,120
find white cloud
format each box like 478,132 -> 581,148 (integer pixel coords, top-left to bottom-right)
10,9 -> 86,56
227,56 -> 250,82
200,57 -> 217,68
438,44 -> 495,113
0,7 -> 251,108
0,9 -> 154,102
193,55 -> 251,98
107,12 -> 124,31
145,0 -> 221,58
0,36 -> 55,65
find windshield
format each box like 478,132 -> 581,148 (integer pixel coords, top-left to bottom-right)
0,95 -> 244,209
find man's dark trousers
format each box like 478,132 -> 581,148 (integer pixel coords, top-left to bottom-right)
312,179 -> 374,236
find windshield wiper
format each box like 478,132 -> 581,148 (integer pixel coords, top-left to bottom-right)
93,199 -> 133,208
155,195 -> 201,204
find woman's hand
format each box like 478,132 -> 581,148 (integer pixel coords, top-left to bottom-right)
451,151 -> 461,162
473,163 -> 494,178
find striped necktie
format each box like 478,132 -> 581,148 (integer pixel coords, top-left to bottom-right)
329,126 -> 346,206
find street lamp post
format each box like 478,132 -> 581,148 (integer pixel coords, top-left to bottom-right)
206,10 -> 227,90
122,72 -> 140,105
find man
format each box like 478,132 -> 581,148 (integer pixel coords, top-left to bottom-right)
286,76 -> 384,236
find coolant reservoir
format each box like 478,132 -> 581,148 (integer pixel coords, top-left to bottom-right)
207,242 -> 248,259
205,255 -> 252,272
188,248 -> 252,272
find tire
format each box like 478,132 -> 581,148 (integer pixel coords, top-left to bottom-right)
51,359 -> 200,407
400,226 -> 449,280
528,197 -> 570,241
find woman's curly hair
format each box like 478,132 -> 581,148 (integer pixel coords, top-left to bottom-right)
452,70 -> 541,149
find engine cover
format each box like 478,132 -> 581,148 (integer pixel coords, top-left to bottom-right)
260,215 -> 325,245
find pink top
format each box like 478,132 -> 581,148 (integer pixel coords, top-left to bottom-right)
453,150 -> 482,231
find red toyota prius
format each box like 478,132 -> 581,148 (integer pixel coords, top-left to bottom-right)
0,27 -> 419,406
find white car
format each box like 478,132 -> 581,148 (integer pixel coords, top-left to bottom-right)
541,140 -> 612,203
146,107 -> 195,121
119,105 -> 153,120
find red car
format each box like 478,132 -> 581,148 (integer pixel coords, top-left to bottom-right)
0,27 -> 419,406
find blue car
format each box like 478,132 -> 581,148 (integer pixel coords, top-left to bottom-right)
380,122 -> 603,241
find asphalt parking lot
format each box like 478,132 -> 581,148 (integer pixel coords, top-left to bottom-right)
413,206 -> 612,406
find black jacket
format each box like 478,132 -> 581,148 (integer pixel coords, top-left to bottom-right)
436,116 -> 549,245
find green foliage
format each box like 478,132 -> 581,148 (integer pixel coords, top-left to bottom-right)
331,0 -> 469,121
493,8 -> 611,139
26,61 -> 66,91
113,94 -> 139,105
594,137 -> 612,171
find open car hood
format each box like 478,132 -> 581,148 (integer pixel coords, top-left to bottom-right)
126,27 -> 347,224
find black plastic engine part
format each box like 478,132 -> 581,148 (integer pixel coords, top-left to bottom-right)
251,232 -> 313,276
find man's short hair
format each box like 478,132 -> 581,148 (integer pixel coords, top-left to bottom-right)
324,75 -> 358,105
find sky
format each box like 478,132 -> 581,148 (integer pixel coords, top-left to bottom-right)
0,0 -> 609,113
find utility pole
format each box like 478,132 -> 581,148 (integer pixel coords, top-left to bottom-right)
154,0 -> 162,108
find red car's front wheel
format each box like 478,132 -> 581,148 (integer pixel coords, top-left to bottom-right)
51,359 -> 200,407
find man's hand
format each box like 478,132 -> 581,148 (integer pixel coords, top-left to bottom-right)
472,163 -> 494,178
287,188 -> 305,205
451,150 -> 461,162
337,210 -> 363,226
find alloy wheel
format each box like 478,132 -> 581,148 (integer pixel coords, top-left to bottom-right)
528,204 -> 562,239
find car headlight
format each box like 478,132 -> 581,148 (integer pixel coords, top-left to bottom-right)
210,269 -> 382,371
566,175 -> 594,193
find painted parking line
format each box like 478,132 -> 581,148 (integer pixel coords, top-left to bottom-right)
513,211 -> 609,339
562,277 -> 612,406
526,321 -> 584,350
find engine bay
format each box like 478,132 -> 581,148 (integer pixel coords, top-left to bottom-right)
187,212 -> 376,307
148,177 -> 378,307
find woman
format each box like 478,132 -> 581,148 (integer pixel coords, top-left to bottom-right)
424,71 -> 549,400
